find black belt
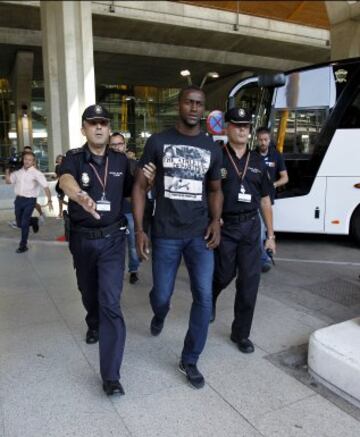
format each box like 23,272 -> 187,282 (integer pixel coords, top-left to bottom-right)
71,218 -> 127,240
222,210 -> 257,223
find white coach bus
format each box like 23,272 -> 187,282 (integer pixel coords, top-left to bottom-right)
227,58 -> 360,243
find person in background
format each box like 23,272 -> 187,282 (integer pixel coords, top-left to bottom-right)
256,127 -> 288,273
20,146 -> 46,224
5,151 -> 53,253
109,132 -> 141,284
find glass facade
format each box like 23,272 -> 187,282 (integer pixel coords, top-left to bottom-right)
0,80 -> 48,173
0,81 -> 181,173
98,84 -> 180,157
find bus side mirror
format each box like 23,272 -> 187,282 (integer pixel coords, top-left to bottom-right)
258,73 -> 286,88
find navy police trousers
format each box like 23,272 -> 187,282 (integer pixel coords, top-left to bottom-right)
14,196 -> 37,248
69,229 -> 126,381
213,214 -> 261,339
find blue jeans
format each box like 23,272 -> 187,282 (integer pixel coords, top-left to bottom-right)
125,213 -> 140,273
150,237 -> 214,364
259,211 -> 271,265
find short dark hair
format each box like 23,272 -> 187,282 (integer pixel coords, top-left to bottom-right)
256,126 -> 271,136
178,85 -> 205,102
110,131 -> 125,141
22,151 -> 35,160
23,146 -> 33,151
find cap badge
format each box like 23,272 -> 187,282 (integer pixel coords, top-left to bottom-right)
95,105 -> 103,114
238,108 -> 245,117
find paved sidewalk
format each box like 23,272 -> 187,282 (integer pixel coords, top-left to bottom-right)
0,228 -> 360,437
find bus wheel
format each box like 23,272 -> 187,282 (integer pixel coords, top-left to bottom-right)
350,205 -> 360,245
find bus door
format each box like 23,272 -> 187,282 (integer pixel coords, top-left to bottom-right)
270,66 -> 335,233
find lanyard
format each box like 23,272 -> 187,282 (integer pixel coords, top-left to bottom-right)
224,145 -> 250,183
89,156 -> 109,197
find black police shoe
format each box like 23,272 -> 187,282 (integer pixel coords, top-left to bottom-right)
230,334 -> 255,353
150,316 -> 164,336
16,246 -> 28,254
102,380 -> 125,396
86,329 -> 99,344
32,217 -> 39,233
129,272 -> 139,284
178,361 -> 205,389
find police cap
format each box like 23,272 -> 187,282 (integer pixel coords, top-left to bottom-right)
82,104 -> 111,122
224,107 -> 252,125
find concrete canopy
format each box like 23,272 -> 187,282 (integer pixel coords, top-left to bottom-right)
0,1 -> 330,88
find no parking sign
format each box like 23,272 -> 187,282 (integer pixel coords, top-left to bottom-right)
206,110 -> 224,135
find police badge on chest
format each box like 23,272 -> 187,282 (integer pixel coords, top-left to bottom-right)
81,172 -> 91,187
238,184 -> 252,203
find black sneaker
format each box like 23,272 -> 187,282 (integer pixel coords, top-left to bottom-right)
86,329 -> 99,344
32,217 -> 39,234
102,380 -> 125,396
178,361 -> 205,389
230,334 -> 255,353
150,316 -> 164,336
16,246 -> 28,254
261,263 -> 272,273
129,272 -> 139,284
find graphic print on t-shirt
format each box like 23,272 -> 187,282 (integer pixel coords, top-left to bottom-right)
163,144 -> 211,201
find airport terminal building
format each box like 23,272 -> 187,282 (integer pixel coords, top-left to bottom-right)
0,1 -> 358,170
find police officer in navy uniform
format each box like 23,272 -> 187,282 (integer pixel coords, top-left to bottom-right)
211,108 -> 276,353
59,104 -> 132,396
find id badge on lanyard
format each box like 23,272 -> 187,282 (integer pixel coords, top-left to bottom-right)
89,158 -> 112,212
224,146 -> 252,203
96,193 -> 111,211
238,184 -> 252,203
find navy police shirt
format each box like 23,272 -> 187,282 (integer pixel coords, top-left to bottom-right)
221,144 -> 271,215
257,146 -> 287,202
139,127 -> 222,239
60,144 -> 133,227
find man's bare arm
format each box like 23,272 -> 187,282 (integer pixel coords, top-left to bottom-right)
274,170 -> 289,189
59,174 -> 100,219
132,169 -> 150,260
205,179 -> 223,249
260,195 -> 276,254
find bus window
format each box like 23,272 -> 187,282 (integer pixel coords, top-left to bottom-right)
234,84 -> 273,148
338,84 -> 360,129
272,108 -> 328,156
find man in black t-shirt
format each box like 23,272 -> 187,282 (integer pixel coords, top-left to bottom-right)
132,85 -> 223,389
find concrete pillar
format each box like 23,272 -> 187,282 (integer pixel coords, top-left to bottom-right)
40,0 -> 95,169
326,1 -> 360,59
11,51 -> 34,150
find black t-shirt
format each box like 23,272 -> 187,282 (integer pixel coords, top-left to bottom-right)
221,144 -> 271,215
139,127 -> 222,238
257,146 -> 287,202
60,144 -> 133,227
